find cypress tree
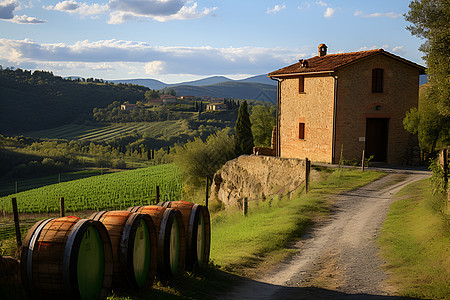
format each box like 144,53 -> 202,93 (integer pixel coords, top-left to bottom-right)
234,100 -> 254,156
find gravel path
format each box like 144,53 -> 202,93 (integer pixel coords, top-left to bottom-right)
217,168 -> 430,299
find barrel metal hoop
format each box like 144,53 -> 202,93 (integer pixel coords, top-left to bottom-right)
120,212 -> 140,289
187,205 -> 201,266
127,206 -> 141,213
159,208 -> 174,274
25,218 -> 54,295
63,218 -> 92,300
89,211 -> 108,221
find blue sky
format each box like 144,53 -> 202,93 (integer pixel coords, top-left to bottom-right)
0,0 -> 424,83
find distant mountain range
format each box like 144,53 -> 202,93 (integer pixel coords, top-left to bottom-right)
109,74 -> 277,103
109,74 -> 276,89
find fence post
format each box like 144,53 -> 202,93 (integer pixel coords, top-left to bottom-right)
205,177 -> 209,209
243,198 -> 248,216
12,198 -> 22,248
60,197 -> 65,217
156,186 -> 160,203
361,149 -> 365,172
305,158 -> 311,193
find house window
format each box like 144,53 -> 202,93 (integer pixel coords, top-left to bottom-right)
372,68 -> 383,93
299,76 -> 305,93
299,123 -> 305,139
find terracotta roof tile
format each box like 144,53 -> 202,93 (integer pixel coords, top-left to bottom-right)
269,49 -> 425,76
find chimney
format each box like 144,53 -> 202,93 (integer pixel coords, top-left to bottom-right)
318,43 -> 328,57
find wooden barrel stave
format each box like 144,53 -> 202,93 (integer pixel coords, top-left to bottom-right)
20,217 -> 113,300
90,210 -> 157,291
159,201 -> 211,270
128,205 -> 186,280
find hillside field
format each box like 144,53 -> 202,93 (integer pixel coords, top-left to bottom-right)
0,163 -> 183,214
22,121 -> 194,141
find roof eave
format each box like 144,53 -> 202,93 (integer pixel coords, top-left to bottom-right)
269,70 -> 334,78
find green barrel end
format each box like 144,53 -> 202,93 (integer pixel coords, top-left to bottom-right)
77,226 -> 105,300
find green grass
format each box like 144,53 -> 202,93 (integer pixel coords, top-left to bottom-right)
378,178 -> 450,299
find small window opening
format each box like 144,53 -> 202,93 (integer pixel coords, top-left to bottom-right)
299,76 -> 305,93
299,123 -> 305,139
372,68 -> 383,93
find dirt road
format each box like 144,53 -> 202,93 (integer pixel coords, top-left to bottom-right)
218,169 -> 430,299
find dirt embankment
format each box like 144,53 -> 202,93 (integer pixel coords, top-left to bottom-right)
210,155 -> 309,209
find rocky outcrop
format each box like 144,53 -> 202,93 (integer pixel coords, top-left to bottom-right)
210,155 -> 307,209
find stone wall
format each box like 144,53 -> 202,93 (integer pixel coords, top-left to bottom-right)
279,75 -> 335,163
334,54 -> 421,164
210,155 -> 307,209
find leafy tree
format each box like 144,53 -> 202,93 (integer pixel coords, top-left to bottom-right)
250,105 -> 276,147
403,85 -> 449,153
144,89 -> 159,100
234,100 -> 254,155
174,129 -> 236,184
403,0 -> 450,153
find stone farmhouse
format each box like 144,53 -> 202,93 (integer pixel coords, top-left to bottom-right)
268,44 -> 425,164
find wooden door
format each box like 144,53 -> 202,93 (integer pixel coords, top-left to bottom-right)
365,118 -> 389,162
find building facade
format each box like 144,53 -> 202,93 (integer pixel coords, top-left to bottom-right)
269,44 -> 425,164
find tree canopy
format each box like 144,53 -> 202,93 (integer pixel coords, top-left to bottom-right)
250,105 -> 276,147
403,0 -> 450,153
234,101 -> 254,156
174,129 -> 236,184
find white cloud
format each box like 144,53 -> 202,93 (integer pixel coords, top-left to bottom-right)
152,2 -> 217,22
354,10 -> 401,18
45,0 -> 216,23
0,0 -> 18,19
298,2 -> 310,10
267,3 -> 286,14
44,0 -> 109,16
324,7 -> 334,17
316,1 -> 327,7
0,38 -> 308,77
145,61 -> 166,74
11,14 -> 46,23
0,0 -> 46,23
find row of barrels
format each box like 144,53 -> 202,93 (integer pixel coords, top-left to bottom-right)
20,201 -> 211,300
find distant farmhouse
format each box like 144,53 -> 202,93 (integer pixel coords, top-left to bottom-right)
207,102 -> 227,111
160,95 -> 177,103
180,95 -> 196,101
120,103 -> 138,111
268,44 -> 425,164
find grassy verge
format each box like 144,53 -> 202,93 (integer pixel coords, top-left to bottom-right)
378,178 -> 450,299
131,168 -> 383,299
209,168 -> 384,276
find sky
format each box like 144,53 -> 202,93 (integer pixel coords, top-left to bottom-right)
0,0 -> 425,83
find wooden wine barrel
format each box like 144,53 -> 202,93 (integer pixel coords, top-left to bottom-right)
89,211 -> 157,291
20,216 -> 113,300
128,206 -> 185,280
158,201 -> 210,270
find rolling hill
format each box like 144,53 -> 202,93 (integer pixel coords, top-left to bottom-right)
170,81 -> 277,104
